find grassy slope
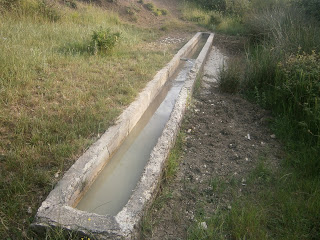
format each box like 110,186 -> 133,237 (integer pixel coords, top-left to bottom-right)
0,1 -> 193,238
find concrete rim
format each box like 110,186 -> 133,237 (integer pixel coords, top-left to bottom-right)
32,32 -> 214,239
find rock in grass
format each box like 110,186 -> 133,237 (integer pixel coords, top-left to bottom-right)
200,222 -> 208,230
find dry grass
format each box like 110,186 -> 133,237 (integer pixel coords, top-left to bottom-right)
0,1 -> 185,238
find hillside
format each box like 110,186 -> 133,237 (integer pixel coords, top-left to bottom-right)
0,0 -> 199,238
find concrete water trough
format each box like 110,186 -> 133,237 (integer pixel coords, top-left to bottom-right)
32,32 -> 214,239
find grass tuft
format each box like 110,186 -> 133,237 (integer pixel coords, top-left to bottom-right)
218,60 -> 242,94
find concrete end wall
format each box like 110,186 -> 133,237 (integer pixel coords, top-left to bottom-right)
31,32 -> 214,239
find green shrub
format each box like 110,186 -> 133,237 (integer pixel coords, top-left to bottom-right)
237,4 -> 320,175
63,0 -> 77,9
153,9 -> 161,16
144,2 -> 155,11
125,6 -> 135,15
90,28 -> 121,55
275,50 -> 320,140
160,9 -> 168,15
226,0 -> 250,16
218,60 -> 242,94
191,0 -> 227,11
143,2 -> 167,16
209,11 -> 222,25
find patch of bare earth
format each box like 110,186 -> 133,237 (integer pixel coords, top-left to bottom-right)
140,34 -> 283,239
97,0 -> 193,30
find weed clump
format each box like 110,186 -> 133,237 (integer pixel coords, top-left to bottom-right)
144,2 -> 154,11
125,6 -> 135,15
275,50 -> 320,143
218,62 -> 242,94
160,9 -> 168,15
63,0 -> 77,9
143,2 -> 168,16
90,28 -> 121,55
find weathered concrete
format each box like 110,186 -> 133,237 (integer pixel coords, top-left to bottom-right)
201,47 -> 227,95
32,32 -> 214,239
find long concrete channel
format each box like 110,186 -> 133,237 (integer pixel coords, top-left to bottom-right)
32,32 -> 214,239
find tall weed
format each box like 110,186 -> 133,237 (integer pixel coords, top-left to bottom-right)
90,28 -> 121,55
275,51 -> 320,144
232,2 -> 320,176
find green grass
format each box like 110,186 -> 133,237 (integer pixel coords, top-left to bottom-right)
0,1 -> 180,238
164,132 -> 185,180
218,58 -> 243,94
187,0 -> 320,239
187,156 -> 320,240
143,2 -> 168,16
180,1 -> 246,35
139,131 -> 185,238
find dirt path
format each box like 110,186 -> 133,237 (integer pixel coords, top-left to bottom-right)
140,35 -> 283,239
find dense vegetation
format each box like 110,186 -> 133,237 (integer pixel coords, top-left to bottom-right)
184,0 -> 320,239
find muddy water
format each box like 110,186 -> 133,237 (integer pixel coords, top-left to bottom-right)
76,36 -> 208,216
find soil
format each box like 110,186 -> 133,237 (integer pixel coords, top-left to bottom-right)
140,34 -> 283,239
97,0 -> 189,29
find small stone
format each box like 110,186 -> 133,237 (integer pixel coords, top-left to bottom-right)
227,205 -> 232,210
27,207 -> 32,214
200,222 -> 208,230
246,134 -> 251,140
270,134 -> 276,139
245,157 -> 249,161
187,129 -> 192,133
54,171 -> 60,178
261,141 -> 265,145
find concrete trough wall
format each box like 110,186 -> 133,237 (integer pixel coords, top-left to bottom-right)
32,32 -> 214,239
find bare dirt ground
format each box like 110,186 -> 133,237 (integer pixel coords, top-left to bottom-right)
99,0 -> 192,30
140,34 -> 283,239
